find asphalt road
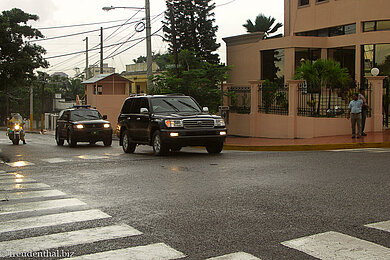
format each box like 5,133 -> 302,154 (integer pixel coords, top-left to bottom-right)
1,133 -> 390,259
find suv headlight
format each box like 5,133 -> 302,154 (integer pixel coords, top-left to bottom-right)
214,119 -> 225,127
75,124 -> 84,129
103,123 -> 111,128
165,119 -> 183,128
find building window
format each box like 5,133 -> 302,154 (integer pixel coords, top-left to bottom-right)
136,85 -> 141,94
298,0 -> 309,7
296,24 -> 356,37
295,48 -> 321,70
328,46 -> 356,80
363,20 -> 390,32
361,44 -> 390,82
261,49 -> 285,83
94,85 -> 103,95
316,0 -> 327,3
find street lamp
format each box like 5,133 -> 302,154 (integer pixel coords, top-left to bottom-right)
103,1 -> 153,93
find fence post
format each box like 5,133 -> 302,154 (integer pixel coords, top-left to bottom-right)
222,83 -> 233,107
248,80 -> 261,137
287,80 -> 304,138
365,76 -> 387,132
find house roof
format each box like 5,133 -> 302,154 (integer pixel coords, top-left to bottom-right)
82,73 -> 131,84
222,32 -> 264,46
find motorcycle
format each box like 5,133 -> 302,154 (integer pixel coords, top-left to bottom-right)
6,123 -> 26,145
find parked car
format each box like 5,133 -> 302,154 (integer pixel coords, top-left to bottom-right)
117,94 -> 227,155
55,105 -> 113,147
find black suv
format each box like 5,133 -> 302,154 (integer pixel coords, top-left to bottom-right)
117,95 -> 227,155
55,105 -> 113,147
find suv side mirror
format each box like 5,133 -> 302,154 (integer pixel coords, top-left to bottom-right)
140,108 -> 149,114
102,115 -> 108,120
202,107 -> 209,113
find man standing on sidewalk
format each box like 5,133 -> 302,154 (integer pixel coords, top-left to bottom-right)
347,93 -> 363,138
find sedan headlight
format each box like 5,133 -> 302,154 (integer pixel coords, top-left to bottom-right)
214,119 -> 225,127
75,124 -> 84,129
103,123 -> 111,128
165,119 -> 183,128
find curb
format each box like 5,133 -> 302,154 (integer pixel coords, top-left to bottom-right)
223,142 -> 390,151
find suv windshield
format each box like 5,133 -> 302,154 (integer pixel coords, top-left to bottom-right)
151,97 -> 201,113
70,110 -> 101,121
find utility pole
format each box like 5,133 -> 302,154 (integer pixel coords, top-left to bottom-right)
41,76 -> 45,133
30,85 -> 33,131
145,0 -> 153,93
100,27 -> 103,74
83,37 -> 89,79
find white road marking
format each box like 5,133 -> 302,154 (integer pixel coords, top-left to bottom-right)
365,220 -> 390,233
0,190 -> 66,200
0,209 -> 111,234
0,182 -> 49,191
0,178 -> 36,184
0,198 -> 86,215
66,243 -> 185,260
281,231 -> 390,259
41,158 -> 73,163
6,161 -> 35,167
0,171 -> 5,174
76,155 -> 109,160
207,252 -> 261,260
0,224 -> 142,254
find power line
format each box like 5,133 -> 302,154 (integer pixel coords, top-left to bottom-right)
37,18 -> 139,30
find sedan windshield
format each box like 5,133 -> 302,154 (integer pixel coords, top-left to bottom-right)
151,97 -> 201,113
70,110 -> 101,121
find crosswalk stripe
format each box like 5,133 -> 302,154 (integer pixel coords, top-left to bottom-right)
0,224 -> 142,254
0,190 -> 66,201
0,209 -> 111,234
0,178 -> 36,184
65,243 -> 185,260
365,220 -> 390,233
0,182 -> 50,191
207,252 -> 261,260
77,155 -> 109,160
281,231 -> 390,259
0,174 -> 25,180
0,198 -> 86,215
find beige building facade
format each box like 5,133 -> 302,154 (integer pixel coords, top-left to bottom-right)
224,0 -> 390,85
222,0 -> 390,138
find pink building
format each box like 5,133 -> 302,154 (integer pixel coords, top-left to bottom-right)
222,0 -> 390,138
83,73 -> 131,127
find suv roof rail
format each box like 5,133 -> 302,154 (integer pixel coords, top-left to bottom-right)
73,105 -> 91,109
129,94 -> 147,97
166,93 -> 185,96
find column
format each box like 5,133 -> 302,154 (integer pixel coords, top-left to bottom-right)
249,80 -> 261,137
287,80 -> 304,138
366,76 -> 387,132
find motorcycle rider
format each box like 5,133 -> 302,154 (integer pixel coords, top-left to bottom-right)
7,113 -> 26,144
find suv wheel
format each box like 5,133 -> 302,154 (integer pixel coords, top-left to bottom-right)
152,131 -> 168,155
56,130 -> 64,146
206,142 -> 224,154
68,130 -> 77,147
122,130 -> 136,153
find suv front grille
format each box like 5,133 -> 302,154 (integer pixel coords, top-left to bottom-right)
183,119 -> 214,129
84,124 -> 104,129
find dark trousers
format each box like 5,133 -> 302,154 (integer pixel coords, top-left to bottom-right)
361,108 -> 367,133
350,113 -> 362,137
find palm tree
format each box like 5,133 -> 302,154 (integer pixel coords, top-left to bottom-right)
295,59 -> 350,114
243,14 -> 283,39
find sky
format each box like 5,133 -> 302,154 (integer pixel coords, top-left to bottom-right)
0,0 -> 284,77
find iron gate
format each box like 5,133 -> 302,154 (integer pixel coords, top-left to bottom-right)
384,78 -> 389,128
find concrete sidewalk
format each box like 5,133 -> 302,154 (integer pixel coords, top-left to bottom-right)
224,130 -> 390,151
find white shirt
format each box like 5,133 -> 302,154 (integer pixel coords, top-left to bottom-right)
349,99 -> 363,114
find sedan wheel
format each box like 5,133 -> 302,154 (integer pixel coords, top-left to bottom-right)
56,130 -> 64,146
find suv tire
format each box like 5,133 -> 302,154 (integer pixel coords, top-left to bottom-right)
122,130 -> 136,153
56,130 -> 64,146
206,142 -> 224,154
68,130 -> 77,147
152,131 -> 168,155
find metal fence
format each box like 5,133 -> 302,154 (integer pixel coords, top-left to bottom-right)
258,83 -> 289,115
384,78 -> 389,127
228,86 -> 251,114
297,82 -> 371,118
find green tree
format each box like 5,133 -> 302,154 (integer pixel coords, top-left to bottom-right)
0,8 -> 48,122
163,0 -> 220,64
152,50 -> 230,111
295,59 -> 350,114
132,52 -> 172,71
243,13 -> 283,39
